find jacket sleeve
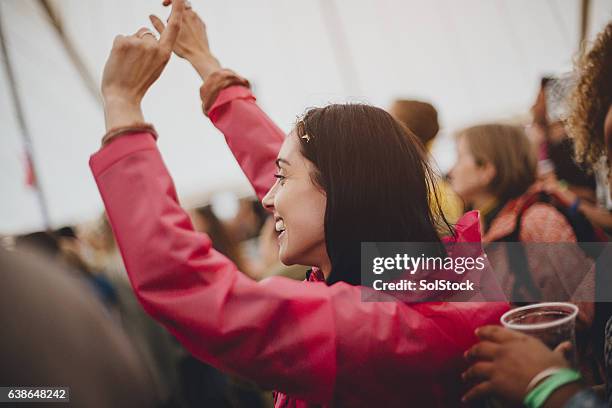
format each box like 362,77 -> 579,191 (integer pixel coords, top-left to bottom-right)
204,80 -> 284,201
90,132 -> 336,402
90,133 -> 508,405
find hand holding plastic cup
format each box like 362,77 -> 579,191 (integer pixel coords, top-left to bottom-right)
500,302 -> 579,365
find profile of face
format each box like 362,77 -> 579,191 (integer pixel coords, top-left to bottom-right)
262,133 -> 328,268
449,137 -> 496,204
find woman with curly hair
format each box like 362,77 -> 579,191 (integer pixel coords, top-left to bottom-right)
567,20 -> 612,406
567,21 -> 612,168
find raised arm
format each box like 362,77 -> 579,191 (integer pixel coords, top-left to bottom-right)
96,13 -> 337,399
150,5 -> 283,200
91,133 -> 338,401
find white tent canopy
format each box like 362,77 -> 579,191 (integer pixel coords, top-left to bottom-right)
1,0 -> 611,234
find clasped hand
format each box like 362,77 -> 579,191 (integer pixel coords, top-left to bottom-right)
100,0 -> 184,130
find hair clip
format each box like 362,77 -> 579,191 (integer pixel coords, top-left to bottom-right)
301,134 -> 311,143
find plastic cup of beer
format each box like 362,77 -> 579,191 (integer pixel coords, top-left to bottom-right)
500,302 -> 578,364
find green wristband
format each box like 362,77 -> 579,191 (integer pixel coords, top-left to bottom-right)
524,368 -> 582,408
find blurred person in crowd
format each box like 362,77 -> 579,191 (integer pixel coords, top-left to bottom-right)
80,215 -> 187,406
55,226 -> 94,273
15,229 -> 121,313
87,2 -> 508,407
449,124 -> 596,380
389,99 -> 463,223
230,198 -> 272,270
530,77 -> 597,199
529,76 -> 612,232
190,204 -> 249,273
14,231 -> 60,258
449,124 -> 595,305
13,227 -> 267,407
84,214 -> 267,407
226,198 -> 269,243
16,222 -> 182,405
0,247 -> 157,407
55,225 -> 123,312
80,215 -> 127,282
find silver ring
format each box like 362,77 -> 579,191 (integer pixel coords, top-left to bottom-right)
138,30 -> 156,39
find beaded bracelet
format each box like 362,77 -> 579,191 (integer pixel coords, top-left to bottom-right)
523,368 -> 582,408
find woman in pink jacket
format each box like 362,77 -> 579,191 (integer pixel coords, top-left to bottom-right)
91,2 -> 508,406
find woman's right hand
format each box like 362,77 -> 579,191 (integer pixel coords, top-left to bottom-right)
462,326 -> 572,405
150,2 -> 221,81
100,0 -> 184,131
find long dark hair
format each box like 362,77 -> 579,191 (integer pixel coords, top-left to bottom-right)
295,104 -> 452,285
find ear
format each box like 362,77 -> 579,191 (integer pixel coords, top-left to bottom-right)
480,162 -> 497,186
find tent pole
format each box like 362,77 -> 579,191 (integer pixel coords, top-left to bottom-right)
318,0 -> 362,96
38,0 -> 102,106
579,0 -> 590,56
0,2 -> 52,229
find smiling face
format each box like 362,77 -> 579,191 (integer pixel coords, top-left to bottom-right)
261,132 -> 328,268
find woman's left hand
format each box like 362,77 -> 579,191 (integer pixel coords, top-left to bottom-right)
101,0 -> 185,130
150,2 -> 221,81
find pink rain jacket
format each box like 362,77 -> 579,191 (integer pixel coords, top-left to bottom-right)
90,85 -> 509,407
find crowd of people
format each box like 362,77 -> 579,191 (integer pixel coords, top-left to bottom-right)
3,0 -> 612,406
